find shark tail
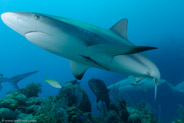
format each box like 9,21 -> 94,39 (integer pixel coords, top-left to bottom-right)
8,80 -> 19,89
8,70 -> 38,89
166,82 -> 176,94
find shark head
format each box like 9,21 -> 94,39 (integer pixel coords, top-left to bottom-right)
1,12 -> 66,52
1,12 -> 53,36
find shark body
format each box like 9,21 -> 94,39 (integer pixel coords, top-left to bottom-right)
0,71 -> 38,90
108,76 -> 166,94
1,12 -> 160,98
174,81 -> 184,93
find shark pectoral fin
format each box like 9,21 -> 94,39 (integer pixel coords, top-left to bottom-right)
70,60 -> 89,80
89,45 -> 157,58
110,18 -> 128,40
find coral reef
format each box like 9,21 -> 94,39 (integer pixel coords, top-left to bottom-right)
0,81 -> 92,123
0,81 -> 162,123
95,99 -> 158,123
172,104 -> 184,123
19,83 -> 42,98
0,91 -> 27,110
56,80 -> 91,113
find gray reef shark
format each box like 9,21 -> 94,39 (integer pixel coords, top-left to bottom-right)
108,76 -> 166,95
167,81 -> 184,94
0,71 -> 38,90
1,12 -> 160,99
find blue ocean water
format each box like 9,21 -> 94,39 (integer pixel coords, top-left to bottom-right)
0,0 -> 184,122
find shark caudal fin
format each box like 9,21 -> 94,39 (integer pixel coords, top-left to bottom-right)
166,82 -> 177,94
8,70 -> 38,89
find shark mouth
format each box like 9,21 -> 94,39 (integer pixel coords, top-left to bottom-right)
25,31 -> 51,36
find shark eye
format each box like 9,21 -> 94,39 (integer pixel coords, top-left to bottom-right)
34,15 -> 40,20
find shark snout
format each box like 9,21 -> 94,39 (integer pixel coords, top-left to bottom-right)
1,12 -> 18,24
1,12 -> 34,36
1,12 -> 21,33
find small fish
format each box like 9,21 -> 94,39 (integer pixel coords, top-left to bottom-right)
45,79 -> 62,88
88,79 -> 110,109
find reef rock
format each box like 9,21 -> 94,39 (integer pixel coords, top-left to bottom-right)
57,80 -> 91,113
0,108 -> 17,121
0,91 -> 27,110
19,83 -> 42,98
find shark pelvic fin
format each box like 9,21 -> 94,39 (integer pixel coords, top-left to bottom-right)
110,18 -> 128,40
90,45 -> 157,58
70,60 -> 89,80
136,77 -> 143,83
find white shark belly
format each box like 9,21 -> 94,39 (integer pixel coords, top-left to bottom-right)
25,30 -> 105,69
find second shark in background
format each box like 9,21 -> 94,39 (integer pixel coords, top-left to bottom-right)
108,76 -> 166,94
0,71 -> 38,90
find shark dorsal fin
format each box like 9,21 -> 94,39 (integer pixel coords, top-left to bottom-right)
70,60 -> 89,80
110,19 -> 128,40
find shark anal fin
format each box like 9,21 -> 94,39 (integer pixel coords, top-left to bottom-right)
70,60 -> 89,80
110,19 -> 128,40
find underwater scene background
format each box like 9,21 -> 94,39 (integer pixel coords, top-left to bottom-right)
0,0 -> 184,123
